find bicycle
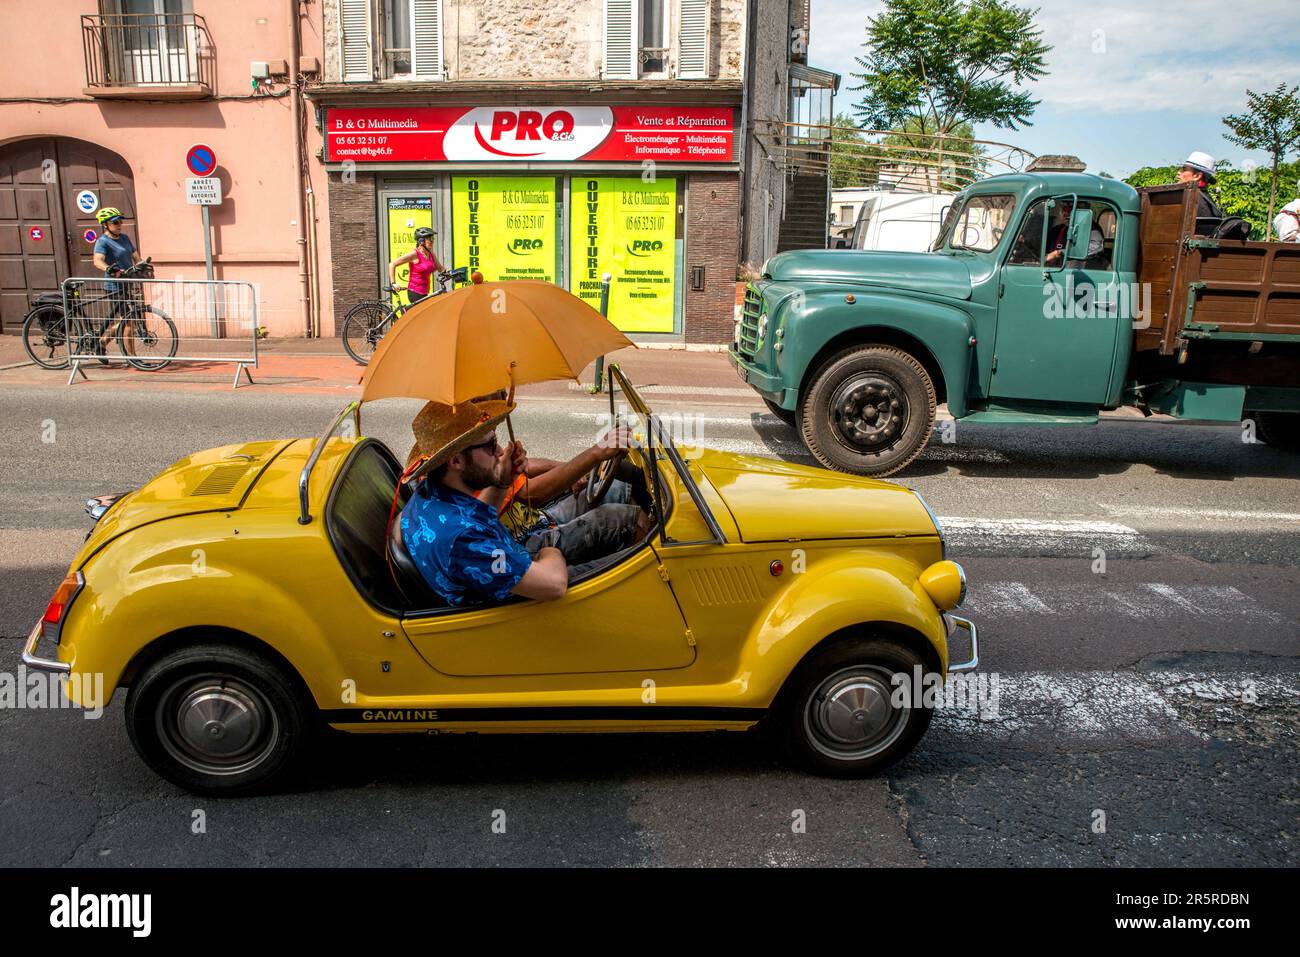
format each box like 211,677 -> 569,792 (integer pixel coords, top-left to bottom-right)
341,266 -> 469,366
21,259 -> 178,372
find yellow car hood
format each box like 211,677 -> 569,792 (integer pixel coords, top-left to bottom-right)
78,439 -> 295,563
696,451 -> 939,544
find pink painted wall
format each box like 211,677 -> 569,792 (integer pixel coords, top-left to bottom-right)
0,1 -> 333,337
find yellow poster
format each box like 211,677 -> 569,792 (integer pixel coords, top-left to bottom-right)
569,177 -> 676,333
386,197 -> 434,308
452,176 -> 557,282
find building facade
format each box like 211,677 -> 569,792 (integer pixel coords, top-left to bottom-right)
312,0 -> 833,343
0,1 -> 332,339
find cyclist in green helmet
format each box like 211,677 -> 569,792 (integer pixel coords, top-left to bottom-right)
90,207 -> 144,356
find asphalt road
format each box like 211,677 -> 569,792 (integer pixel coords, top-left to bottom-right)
0,383 -> 1296,867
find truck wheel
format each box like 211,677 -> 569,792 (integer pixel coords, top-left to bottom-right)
126,643 -> 314,796
1251,411 -> 1300,451
800,345 -> 936,476
774,637 -> 935,777
763,397 -> 797,427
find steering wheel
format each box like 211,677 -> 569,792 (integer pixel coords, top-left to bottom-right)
582,455 -> 621,508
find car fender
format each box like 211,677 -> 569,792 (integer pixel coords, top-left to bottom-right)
778,288 -> 977,417
736,550 -> 949,706
57,513 -> 403,708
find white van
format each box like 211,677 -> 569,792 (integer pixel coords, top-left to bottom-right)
834,190 -> 953,252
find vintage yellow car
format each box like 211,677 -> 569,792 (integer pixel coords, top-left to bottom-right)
24,366 -> 976,795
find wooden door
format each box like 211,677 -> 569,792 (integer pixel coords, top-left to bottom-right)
0,139 -> 68,333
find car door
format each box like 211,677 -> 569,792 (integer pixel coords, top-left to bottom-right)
992,196 -> 1126,406
399,539 -> 696,677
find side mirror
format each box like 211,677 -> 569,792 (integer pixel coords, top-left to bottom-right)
1067,209 -> 1094,262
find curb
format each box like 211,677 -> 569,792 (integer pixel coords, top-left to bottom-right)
0,361 -> 34,371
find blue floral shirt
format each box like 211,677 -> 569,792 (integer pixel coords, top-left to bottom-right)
399,480 -> 532,606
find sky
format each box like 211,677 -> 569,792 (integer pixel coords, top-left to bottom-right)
810,0 -> 1300,179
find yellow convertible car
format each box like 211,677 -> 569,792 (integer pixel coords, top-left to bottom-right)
24,367 -> 976,795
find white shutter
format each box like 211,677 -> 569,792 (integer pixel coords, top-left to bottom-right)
339,0 -> 373,82
412,0 -> 443,79
677,0 -> 711,79
603,0 -> 638,80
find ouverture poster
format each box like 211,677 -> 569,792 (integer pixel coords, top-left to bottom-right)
451,176 -> 558,283
569,177 -> 676,333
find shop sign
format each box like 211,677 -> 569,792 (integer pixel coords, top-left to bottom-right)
569,177 -> 676,334
326,106 -> 733,164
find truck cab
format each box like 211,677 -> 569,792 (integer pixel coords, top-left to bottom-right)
732,167 -> 1300,475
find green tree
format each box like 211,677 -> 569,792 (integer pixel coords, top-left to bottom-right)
1222,83 -> 1300,239
830,113 -> 877,189
880,117 -> 987,189
851,0 -> 1050,178
1125,161 -> 1300,240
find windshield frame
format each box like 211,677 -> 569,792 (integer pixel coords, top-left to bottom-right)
608,364 -> 726,547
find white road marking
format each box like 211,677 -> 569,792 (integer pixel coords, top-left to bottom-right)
1101,505 -> 1300,524
931,670 -> 1299,743
963,581 -> 1284,622
940,517 -> 1150,552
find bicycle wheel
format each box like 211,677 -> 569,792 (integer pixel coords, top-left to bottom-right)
118,306 -> 178,371
341,301 -> 391,365
21,304 -> 70,370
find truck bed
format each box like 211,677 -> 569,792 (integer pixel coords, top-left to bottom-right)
1136,183 -> 1300,356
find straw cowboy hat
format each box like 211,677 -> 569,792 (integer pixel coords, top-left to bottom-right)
404,396 -> 514,475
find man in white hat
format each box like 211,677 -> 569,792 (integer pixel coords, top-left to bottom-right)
1273,197 -> 1300,243
1177,151 -> 1226,221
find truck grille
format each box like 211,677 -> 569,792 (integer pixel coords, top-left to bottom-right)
738,286 -> 763,356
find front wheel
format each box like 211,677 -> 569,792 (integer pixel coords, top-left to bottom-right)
341,301 -> 390,365
1250,410 -> 1300,451
21,305 -> 70,369
800,345 -> 936,476
118,307 -> 177,371
126,643 -> 314,795
774,637 -> 935,777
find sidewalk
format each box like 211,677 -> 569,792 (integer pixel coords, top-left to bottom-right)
0,335 -> 759,402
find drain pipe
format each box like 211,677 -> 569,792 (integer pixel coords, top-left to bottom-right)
289,0 -> 313,337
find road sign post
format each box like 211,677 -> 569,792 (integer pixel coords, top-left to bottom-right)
185,167 -> 222,338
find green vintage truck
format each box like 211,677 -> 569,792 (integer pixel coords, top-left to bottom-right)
731,169 -> 1300,475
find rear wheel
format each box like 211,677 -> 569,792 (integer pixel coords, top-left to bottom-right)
342,301 -> 390,365
800,345 -> 936,476
126,643 -> 314,795
763,397 -> 797,427
1251,410 -> 1300,451
21,305 -> 70,369
118,307 -> 178,371
774,637 -> 935,777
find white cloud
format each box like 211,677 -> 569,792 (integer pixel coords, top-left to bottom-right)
812,0 -> 1300,115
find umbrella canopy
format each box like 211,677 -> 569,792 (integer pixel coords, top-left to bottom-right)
359,280 -> 634,405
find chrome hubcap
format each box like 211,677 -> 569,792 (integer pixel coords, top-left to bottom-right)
830,374 -> 908,453
157,677 -> 279,776
804,666 -> 908,760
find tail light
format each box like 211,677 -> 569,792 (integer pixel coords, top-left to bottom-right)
42,572 -> 84,643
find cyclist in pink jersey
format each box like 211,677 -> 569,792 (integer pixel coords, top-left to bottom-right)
388,227 -> 445,305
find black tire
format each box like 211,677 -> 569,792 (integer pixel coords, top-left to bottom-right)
126,643 -> 315,796
21,305 -> 70,370
1251,410 -> 1300,451
118,307 -> 178,371
341,301 -> 391,365
774,637 -> 935,778
800,345 -> 936,476
763,397 -> 797,427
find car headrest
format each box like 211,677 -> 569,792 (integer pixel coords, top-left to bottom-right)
386,516 -> 445,609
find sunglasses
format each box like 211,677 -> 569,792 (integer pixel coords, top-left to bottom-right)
464,434 -> 499,456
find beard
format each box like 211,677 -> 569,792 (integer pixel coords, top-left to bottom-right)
459,456 -> 498,491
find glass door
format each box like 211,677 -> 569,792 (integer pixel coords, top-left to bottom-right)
378,184 -> 446,308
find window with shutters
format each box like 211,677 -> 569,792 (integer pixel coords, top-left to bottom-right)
378,0 -> 441,79
603,0 -> 637,80
676,0 -> 711,79
340,0 -> 373,82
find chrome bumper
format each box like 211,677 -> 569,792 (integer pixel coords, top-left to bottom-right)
22,620 -> 71,674
945,614 -> 979,673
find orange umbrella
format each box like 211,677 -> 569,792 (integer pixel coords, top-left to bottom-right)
359,280 -> 634,406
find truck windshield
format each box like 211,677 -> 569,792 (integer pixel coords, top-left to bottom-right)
943,194 -> 1017,253
930,199 -> 964,252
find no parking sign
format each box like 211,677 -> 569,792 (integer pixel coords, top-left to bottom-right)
76,190 -> 99,215
186,144 -> 217,177
29,226 -> 43,241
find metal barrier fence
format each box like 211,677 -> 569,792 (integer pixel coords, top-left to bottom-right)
61,277 -> 259,389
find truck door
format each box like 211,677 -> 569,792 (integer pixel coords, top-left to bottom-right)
992,196 -> 1125,406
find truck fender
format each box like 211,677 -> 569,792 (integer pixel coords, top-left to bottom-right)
783,290 -> 977,417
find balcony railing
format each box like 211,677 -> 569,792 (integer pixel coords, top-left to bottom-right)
81,13 -> 214,98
